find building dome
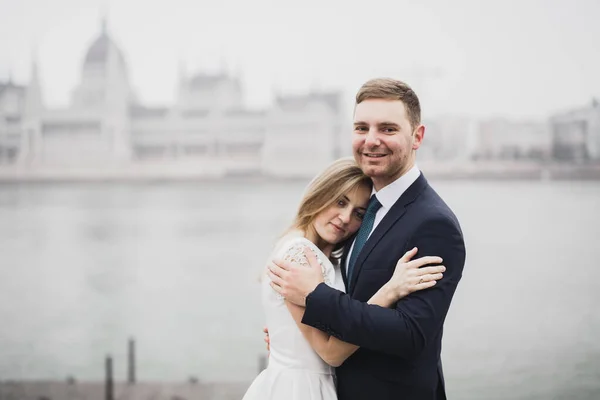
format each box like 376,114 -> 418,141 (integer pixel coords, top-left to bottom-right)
83,19 -> 127,71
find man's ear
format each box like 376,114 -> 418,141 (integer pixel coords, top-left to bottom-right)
412,124 -> 425,150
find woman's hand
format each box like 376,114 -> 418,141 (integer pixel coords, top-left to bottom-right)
387,247 -> 445,301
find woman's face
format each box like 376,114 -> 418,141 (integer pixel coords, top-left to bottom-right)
312,183 -> 371,246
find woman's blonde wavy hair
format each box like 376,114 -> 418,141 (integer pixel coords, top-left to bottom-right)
285,157 -> 372,255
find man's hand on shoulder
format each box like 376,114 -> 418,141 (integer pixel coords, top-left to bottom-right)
267,246 -> 324,306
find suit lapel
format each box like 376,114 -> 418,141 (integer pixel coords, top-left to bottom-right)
340,241 -> 352,290
348,204 -> 407,294
348,173 -> 429,294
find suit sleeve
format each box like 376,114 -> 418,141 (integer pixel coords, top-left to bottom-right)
301,217 -> 466,359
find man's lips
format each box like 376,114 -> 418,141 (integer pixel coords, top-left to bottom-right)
362,153 -> 387,158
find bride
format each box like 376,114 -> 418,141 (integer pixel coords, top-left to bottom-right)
242,158 -> 445,400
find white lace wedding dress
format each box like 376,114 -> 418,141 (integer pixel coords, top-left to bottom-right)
242,233 -> 345,400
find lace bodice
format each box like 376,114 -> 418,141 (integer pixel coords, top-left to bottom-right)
261,233 -> 345,374
271,238 -> 336,299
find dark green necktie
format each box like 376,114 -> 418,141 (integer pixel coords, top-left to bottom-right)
347,195 -> 382,290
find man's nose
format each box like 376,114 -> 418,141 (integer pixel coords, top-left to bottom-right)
365,128 -> 379,147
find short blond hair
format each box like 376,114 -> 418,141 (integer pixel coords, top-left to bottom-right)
356,78 -> 421,129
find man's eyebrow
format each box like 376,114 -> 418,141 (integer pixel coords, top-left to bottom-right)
353,121 -> 400,127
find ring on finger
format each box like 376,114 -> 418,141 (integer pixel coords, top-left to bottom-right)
418,278 -> 424,284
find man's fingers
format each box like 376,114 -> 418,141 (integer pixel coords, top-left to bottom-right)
303,246 -> 321,270
270,258 -> 290,271
269,281 -> 283,295
272,258 -> 291,271
267,270 -> 285,288
268,261 -> 288,279
398,247 -> 418,264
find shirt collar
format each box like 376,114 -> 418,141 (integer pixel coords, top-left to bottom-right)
372,164 -> 421,210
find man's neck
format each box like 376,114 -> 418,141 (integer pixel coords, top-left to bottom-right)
373,161 -> 415,192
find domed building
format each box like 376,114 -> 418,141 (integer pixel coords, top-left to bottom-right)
71,18 -> 131,111
7,18 -> 133,167
0,18 -> 343,178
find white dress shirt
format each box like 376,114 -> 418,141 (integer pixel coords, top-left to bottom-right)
345,164 -> 421,274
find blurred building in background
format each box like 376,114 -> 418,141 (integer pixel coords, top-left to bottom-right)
1,19 -> 599,181
0,77 -> 25,164
419,116 -> 479,161
470,118 -> 551,161
550,98 -> 600,163
0,19 -> 343,178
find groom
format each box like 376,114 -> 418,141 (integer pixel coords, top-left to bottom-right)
268,78 -> 466,400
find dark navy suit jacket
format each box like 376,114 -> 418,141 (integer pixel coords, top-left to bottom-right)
302,173 -> 466,400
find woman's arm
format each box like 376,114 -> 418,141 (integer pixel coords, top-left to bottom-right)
285,280 -> 397,366
285,247 -> 444,367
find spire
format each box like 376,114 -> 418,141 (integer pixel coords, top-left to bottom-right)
217,57 -> 233,80
233,61 -> 243,89
272,81 -> 281,102
101,16 -> 108,35
24,50 -> 44,117
100,3 -> 109,37
234,61 -> 241,80
178,58 -> 187,85
174,58 -> 188,110
30,46 -> 40,83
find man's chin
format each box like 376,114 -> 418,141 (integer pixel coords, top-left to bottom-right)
360,164 -> 385,177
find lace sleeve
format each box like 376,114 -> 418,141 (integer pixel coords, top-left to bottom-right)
270,239 -> 334,299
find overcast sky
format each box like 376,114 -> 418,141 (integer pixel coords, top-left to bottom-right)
1,0 -> 599,119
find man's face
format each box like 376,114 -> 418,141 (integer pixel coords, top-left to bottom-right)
352,99 -> 424,190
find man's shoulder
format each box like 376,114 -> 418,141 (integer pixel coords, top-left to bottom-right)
411,184 -> 461,228
413,182 -> 451,211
